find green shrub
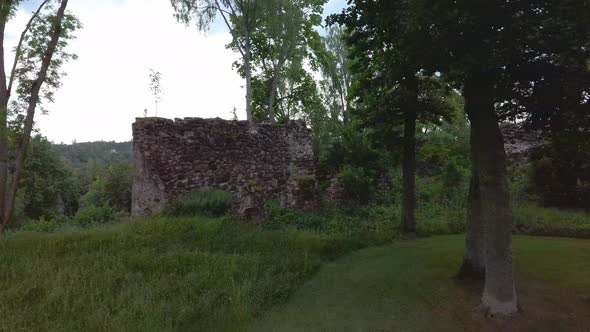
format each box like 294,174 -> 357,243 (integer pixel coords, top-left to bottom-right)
264,199 -> 326,232
338,166 -> 373,205
514,204 -> 590,238
19,218 -> 60,233
163,190 -> 232,217
74,206 -> 115,226
80,161 -> 133,212
415,197 -> 467,236
264,200 -> 398,245
442,157 -> 466,189
418,143 -> 451,174
19,215 -> 74,233
320,124 -> 387,176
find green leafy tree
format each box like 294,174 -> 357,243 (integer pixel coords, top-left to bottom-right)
0,0 -> 79,232
332,2 -> 455,234
492,1 -> 590,209
170,0 -> 271,123
319,25 -> 351,125
80,161 -> 133,213
18,136 -> 80,221
351,0 -> 590,316
245,0 -> 325,122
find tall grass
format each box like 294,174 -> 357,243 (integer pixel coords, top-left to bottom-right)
514,204 -> 590,238
163,190 -> 232,217
2,188 -> 589,330
0,216 -> 371,331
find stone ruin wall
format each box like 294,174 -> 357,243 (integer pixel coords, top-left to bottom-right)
131,118 -> 544,217
131,117 -> 316,217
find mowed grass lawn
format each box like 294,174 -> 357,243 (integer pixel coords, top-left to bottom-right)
1,217 -> 589,331
252,235 -> 590,332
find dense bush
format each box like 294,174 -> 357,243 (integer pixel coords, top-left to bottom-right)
514,204 -> 590,239
19,217 -> 64,233
74,206 -> 115,226
441,157 -> 467,189
18,136 -> 81,221
80,161 -> 133,212
265,201 -> 398,244
18,207 -> 121,233
320,125 -> 388,175
529,131 -> 590,209
163,190 -> 232,217
338,166 -> 374,205
416,117 -> 470,176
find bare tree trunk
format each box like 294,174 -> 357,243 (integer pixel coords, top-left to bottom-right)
459,117 -> 486,278
244,34 -> 253,123
1,0 -> 70,232
465,72 -> 519,317
339,91 -> 348,123
267,62 -> 282,123
401,107 -> 417,234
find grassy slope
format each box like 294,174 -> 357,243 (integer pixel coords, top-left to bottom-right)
2,216 -> 589,331
251,235 -> 590,332
0,217 -> 366,331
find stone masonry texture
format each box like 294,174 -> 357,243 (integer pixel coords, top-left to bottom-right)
131,117 -> 316,217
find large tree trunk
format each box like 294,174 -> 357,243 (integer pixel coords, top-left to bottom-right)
465,73 -> 519,317
0,5 -> 10,223
1,0 -> 70,232
459,122 -> 486,278
401,107 -> 417,234
0,102 -> 7,221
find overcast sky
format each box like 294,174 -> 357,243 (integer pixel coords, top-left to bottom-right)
5,0 -> 346,143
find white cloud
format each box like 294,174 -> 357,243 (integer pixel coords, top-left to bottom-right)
8,0 -> 244,143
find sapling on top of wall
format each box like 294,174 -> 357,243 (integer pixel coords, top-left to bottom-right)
148,69 -> 162,117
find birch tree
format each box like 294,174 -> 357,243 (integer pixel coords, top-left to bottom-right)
149,69 -> 162,117
319,25 -> 351,124
170,0 -> 269,123
0,0 -> 79,232
247,0 -> 325,122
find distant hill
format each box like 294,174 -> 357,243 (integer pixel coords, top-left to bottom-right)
51,141 -> 133,178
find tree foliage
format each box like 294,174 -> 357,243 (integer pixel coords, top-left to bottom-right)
0,0 -> 79,231
318,25 -> 351,124
237,0 -> 326,125
80,161 -> 133,213
18,136 -> 80,221
170,0 -> 270,122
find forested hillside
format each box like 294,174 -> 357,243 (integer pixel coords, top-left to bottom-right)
51,141 -> 132,175
12,139 -> 134,226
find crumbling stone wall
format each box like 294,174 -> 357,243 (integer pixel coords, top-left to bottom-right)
131,117 -> 316,217
502,123 -> 547,167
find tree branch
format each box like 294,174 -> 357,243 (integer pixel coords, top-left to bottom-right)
7,0 -> 51,97
214,0 -> 245,57
0,0 -> 12,97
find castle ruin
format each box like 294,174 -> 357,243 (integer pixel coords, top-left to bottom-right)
131,117 -> 317,218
